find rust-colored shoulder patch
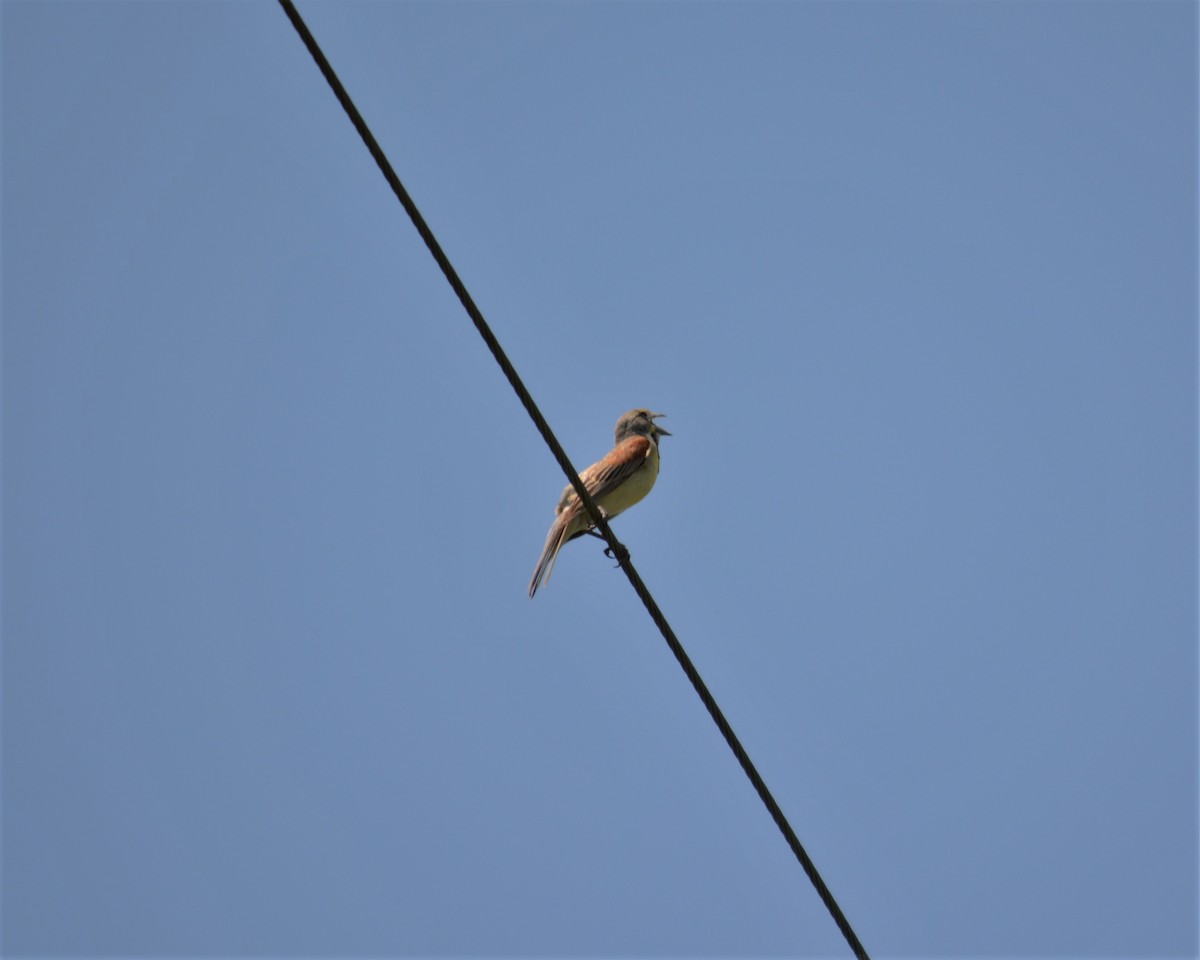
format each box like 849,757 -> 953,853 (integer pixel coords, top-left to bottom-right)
617,434 -> 653,461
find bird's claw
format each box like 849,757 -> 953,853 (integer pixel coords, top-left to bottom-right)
603,542 -> 630,565
582,527 -> 628,565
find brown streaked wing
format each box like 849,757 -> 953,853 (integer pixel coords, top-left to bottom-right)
556,435 -> 653,516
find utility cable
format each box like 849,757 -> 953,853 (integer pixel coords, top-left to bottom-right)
276,4 -> 870,957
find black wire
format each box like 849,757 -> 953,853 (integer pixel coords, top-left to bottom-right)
275,4 -> 870,958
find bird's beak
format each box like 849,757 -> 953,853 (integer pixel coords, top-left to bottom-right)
651,413 -> 670,436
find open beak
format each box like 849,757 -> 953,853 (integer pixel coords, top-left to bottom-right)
651,413 -> 670,437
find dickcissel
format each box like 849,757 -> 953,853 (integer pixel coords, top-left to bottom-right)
528,408 -> 670,598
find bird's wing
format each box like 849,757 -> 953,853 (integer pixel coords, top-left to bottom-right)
556,435 -> 654,515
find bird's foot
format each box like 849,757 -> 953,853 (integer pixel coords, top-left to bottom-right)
603,542 -> 630,565
583,528 -> 629,565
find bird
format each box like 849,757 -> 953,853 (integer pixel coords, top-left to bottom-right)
528,408 -> 670,598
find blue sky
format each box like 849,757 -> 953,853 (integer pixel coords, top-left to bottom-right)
3,1 -> 1196,957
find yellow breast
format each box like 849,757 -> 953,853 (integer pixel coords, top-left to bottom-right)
596,442 -> 660,519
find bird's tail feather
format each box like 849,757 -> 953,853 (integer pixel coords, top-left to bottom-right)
528,515 -> 570,598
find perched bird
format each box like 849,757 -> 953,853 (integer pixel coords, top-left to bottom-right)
528,408 -> 670,598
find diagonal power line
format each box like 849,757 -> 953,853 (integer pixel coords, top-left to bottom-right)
275,3 -> 870,957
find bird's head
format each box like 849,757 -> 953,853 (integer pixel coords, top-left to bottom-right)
614,408 -> 670,444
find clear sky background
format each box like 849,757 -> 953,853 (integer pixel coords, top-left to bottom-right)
3,2 -> 1196,957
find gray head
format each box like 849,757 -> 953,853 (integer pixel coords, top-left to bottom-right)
614,408 -> 670,444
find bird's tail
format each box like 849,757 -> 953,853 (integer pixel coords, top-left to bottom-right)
528,514 -> 571,598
